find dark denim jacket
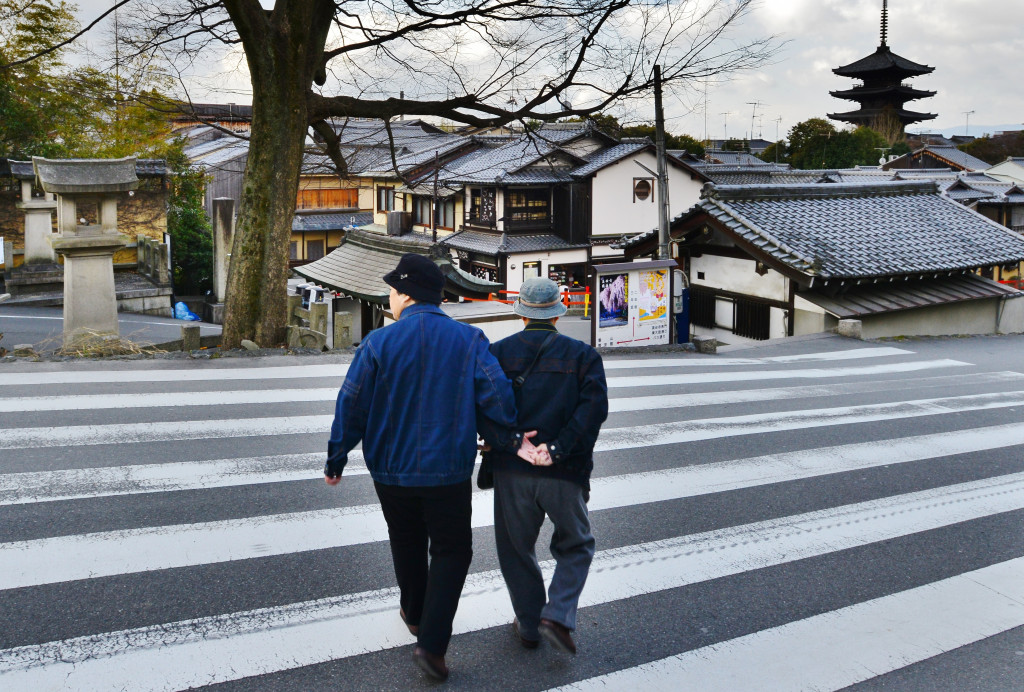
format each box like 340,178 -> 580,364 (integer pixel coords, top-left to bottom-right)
327,302 -> 518,486
480,322 -> 609,489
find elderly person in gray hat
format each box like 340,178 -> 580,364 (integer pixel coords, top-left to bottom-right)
479,276 -> 609,655
325,253 -> 538,682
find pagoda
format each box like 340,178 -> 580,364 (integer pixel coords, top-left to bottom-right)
828,0 -> 936,130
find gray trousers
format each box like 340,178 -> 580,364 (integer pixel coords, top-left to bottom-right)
493,470 -> 596,639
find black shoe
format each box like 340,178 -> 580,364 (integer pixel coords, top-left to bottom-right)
399,608 -> 419,636
512,619 -> 540,649
413,646 -> 449,681
539,619 -> 576,655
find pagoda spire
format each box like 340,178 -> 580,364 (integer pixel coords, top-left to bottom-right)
880,0 -> 889,47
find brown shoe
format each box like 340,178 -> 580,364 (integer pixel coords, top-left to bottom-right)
412,646 -> 449,681
539,619 -> 576,655
399,608 -> 419,636
512,618 -> 540,649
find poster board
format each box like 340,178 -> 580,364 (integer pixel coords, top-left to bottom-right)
592,259 -> 676,348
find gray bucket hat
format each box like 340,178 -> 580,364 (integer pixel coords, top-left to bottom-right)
513,277 -> 567,319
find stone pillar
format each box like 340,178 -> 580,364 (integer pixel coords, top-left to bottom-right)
16,181 -> 57,265
34,156 -> 138,348
55,239 -> 124,341
212,198 -> 235,304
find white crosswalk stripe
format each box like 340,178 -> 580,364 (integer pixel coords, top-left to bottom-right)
1,340 -> 1023,691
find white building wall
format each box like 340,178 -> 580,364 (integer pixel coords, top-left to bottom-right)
504,248 -> 588,293
589,151 -> 705,240
690,254 -> 789,302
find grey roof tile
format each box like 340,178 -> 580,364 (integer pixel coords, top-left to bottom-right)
439,230 -> 588,255
292,211 -> 373,232
620,181 -> 1024,279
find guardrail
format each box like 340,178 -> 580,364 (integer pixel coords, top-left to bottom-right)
462,287 -> 592,316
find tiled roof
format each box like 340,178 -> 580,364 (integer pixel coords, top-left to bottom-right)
439,230 -> 588,255
5,159 -> 167,179
292,228 -> 498,303
702,150 -> 772,166
833,45 -> 933,76
570,141 -> 649,177
801,274 -> 1019,318
620,181 -> 1024,280
439,137 -> 571,184
292,211 -> 373,232
920,146 -> 991,171
699,181 -> 1024,279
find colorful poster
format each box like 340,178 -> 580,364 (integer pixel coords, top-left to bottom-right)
599,273 -> 628,328
638,270 -> 667,322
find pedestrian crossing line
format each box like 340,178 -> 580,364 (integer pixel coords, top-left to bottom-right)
598,388 -> 1024,452
552,557 -> 1024,692
607,358 -> 967,388
5,385 -> 1020,452
3,369 -> 1012,416
0,346 -> 918,389
3,472 -> 1023,691
7,414 -> 1024,508
608,371 -> 1023,413
0,364 -> 351,387
5,434 -> 1024,591
599,346 -> 916,369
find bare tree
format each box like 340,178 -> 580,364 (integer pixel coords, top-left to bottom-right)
16,0 -> 778,346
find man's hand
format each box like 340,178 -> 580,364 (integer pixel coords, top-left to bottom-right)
517,431 -> 541,464
532,443 -> 554,467
324,474 -> 341,486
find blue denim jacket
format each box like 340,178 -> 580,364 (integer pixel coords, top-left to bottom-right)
326,302 -> 518,486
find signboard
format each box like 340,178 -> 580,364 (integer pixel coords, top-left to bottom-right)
593,260 -> 675,348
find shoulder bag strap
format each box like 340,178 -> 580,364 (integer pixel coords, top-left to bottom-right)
513,331 -> 558,390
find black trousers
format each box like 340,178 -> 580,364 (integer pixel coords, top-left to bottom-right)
374,479 -> 473,656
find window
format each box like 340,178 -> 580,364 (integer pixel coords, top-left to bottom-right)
472,263 -> 498,282
469,188 -> 496,225
289,241 -> 298,260
306,240 -> 325,261
523,261 -> 541,280
633,178 -> 654,203
506,188 -> 550,225
412,196 -> 432,225
377,186 -> 395,212
412,196 -> 457,229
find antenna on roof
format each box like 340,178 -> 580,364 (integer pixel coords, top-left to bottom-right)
880,0 -> 889,47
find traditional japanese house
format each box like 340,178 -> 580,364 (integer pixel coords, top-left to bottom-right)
620,181 -> 1024,342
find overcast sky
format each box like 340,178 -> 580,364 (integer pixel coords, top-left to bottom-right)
73,0 -> 1023,140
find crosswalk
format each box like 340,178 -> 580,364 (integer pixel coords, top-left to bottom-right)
1,336 -> 1023,691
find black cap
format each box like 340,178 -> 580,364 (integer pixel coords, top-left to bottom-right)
383,254 -> 445,305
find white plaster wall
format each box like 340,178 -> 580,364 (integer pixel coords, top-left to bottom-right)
860,299 -> 1000,339
997,295 -> 1024,334
589,151 -> 704,239
985,162 -> 1024,185
504,248 -> 588,293
770,306 -> 787,339
690,254 -> 788,302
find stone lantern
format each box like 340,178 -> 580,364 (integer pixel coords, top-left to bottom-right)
33,157 -> 138,347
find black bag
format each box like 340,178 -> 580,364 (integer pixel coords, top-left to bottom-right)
477,332 -> 558,490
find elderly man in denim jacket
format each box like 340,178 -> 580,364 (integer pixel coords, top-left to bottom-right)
324,253 -> 536,682
480,277 -> 609,656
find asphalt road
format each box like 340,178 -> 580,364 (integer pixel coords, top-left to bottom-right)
0,305 -> 222,351
1,333 -> 1022,691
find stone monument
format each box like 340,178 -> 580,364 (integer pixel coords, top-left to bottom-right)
4,160 -> 61,296
204,197 -> 234,324
33,157 -> 138,347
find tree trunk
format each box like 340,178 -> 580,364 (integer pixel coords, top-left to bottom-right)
220,1 -> 331,348
221,81 -> 307,348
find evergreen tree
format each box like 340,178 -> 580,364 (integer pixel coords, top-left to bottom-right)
165,143 -> 213,296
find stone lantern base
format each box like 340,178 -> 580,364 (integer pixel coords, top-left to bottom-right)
52,234 -> 129,346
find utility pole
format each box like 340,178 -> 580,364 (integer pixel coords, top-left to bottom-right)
720,111 -> 732,146
431,151 -> 439,242
774,116 -> 783,164
654,65 -> 671,261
